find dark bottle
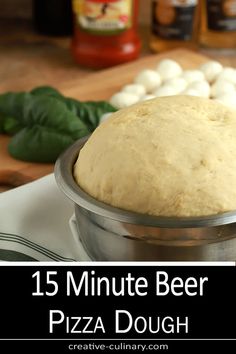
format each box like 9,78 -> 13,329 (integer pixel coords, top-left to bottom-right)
150,0 -> 199,52
33,0 -> 73,36
200,0 -> 236,48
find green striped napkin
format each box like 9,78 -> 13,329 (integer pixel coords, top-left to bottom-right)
0,232 -> 75,261
0,175 -> 90,262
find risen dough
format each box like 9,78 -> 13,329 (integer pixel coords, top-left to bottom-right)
74,96 -> 236,217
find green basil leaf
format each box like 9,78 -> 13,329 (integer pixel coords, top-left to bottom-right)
0,92 -> 32,123
0,113 -> 5,133
23,95 -> 89,138
9,95 -> 89,162
0,88 -> 114,163
31,86 -> 62,98
8,126 -> 75,163
65,98 -> 117,131
3,116 -> 23,135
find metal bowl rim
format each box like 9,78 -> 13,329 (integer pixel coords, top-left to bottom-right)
54,137 -> 236,228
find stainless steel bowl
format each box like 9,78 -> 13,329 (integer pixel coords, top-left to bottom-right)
55,137 -> 236,261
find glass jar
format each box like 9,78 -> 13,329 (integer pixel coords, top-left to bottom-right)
150,0 -> 199,52
71,0 -> 141,68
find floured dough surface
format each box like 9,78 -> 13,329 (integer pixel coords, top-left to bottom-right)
74,96 -> 236,217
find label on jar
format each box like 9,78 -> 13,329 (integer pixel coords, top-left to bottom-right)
152,0 -> 198,41
72,0 -> 132,35
206,0 -> 236,32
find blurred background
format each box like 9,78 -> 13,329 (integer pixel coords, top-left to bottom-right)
0,0 -> 150,24
0,0 -> 152,92
1,0 -> 236,91
0,0 -> 236,192
1,0 -> 236,111
1,0 -> 236,110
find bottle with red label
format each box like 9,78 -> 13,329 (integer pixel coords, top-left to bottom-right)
71,0 -> 141,68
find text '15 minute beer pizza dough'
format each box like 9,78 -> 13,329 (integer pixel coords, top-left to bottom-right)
74,96 -> 236,217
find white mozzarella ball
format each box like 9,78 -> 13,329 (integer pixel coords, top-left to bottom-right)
141,94 -> 156,101
182,88 -> 202,97
181,70 -> 205,84
134,69 -> 162,93
210,79 -> 235,98
109,92 -> 140,109
99,112 -> 113,124
153,85 -> 179,97
199,61 -> 223,83
187,80 -> 211,98
216,67 -> 236,85
165,77 -> 187,93
122,84 -> 146,97
214,92 -> 236,109
156,59 -> 183,81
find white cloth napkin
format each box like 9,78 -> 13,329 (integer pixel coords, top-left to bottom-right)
0,174 -> 90,261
